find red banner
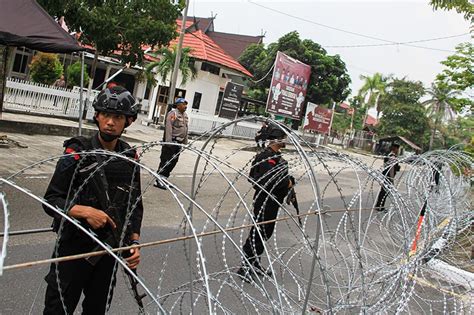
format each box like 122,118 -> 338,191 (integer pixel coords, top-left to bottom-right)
266,51 -> 311,119
303,102 -> 332,134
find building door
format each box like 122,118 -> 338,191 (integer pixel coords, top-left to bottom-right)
192,92 -> 202,111
152,85 -> 186,124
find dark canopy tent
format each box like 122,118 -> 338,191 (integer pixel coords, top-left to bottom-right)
0,0 -> 83,53
0,0 -> 84,123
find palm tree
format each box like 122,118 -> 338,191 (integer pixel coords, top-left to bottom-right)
145,45 -> 197,88
358,73 -> 388,126
423,82 -> 459,150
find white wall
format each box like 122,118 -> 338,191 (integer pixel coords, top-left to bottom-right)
183,69 -> 228,115
146,60 -> 246,121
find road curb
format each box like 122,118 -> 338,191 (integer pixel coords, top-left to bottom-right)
0,119 -> 149,143
0,119 -> 95,137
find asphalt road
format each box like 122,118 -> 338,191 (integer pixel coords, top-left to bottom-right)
3,133 -> 447,313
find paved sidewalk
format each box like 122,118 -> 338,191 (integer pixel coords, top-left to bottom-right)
0,111 -> 163,143
0,111 -> 381,172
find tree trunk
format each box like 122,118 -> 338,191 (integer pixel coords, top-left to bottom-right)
362,106 -> 369,129
84,50 -> 99,118
89,50 -> 99,86
375,94 -> 381,120
0,45 -> 7,115
429,103 -> 440,151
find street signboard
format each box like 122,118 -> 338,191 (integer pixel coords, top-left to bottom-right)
303,102 -> 332,134
218,81 -> 244,120
266,51 -> 311,119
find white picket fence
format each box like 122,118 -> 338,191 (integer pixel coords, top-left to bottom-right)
187,111 -> 264,140
3,78 -> 98,120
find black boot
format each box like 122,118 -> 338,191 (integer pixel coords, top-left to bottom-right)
236,265 -> 252,283
252,259 -> 273,277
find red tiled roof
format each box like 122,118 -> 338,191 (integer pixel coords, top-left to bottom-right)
339,102 -> 350,109
365,115 -> 378,126
169,22 -> 252,77
75,20 -> 252,77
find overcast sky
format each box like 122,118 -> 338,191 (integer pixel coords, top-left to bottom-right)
188,0 -> 471,102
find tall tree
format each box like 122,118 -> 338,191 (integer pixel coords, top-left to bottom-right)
358,73 -> 388,122
38,0 -> 182,87
347,95 -> 365,131
239,31 -> 351,106
436,42 -> 474,113
446,115 -> 474,147
423,82 -> 460,150
377,78 -> 429,148
145,46 -> 197,88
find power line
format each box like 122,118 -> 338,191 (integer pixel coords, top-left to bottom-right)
248,0 -> 460,53
326,33 -> 470,48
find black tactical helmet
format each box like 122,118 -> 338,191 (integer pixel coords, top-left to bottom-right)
266,125 -> 287,140
92,86 -> 138,121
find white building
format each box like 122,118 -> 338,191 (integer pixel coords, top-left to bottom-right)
145,18 -> 255,124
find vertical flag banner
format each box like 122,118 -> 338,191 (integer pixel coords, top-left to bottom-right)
303,102 -> 333,134
266,51 -> 311,119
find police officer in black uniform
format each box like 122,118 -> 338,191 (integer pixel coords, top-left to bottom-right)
254,121 -> 269,148
237,125 -> 293,281
42,86 -> 143,314
375,143 -> 400,212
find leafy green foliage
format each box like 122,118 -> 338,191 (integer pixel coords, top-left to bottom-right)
66,61 -> 90,88
38,0 -> 182,66
443,115 -> 474,149
436,42 -> 474,112
29,53 -> 63,85
377,78 -> 429,148
145,46 -> 196,87
464,136 -> 474,157
423,81 -> 461,149
346,95 -> 365,130
358,73 -> 389,119
239,31 -> 351,106
331,112 -> 351,135
430,0 -> 473,21
438,42 -> 473,91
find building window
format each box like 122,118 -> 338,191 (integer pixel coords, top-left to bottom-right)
215,91 -> 223,115
201,62 -> 220,75
157,86 -> 187,104
12,53 -> 29,74
192,92 -> 202,110
144,83 -> 151,100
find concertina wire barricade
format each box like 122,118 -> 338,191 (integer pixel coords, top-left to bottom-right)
1,116 -> 473,314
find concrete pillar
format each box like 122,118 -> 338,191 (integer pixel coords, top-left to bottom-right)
147,83 -> 159,122
104,65 -> 112,82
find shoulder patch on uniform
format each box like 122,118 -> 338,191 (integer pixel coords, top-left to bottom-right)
169,112 -> 176,121
64,147 -> 80,160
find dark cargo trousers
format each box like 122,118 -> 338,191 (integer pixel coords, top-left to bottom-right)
242,190 -> 285,264
158,144 -> 181,178
43,242 -> 117,315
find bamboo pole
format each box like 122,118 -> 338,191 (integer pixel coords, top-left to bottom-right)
1,207 -> 380,272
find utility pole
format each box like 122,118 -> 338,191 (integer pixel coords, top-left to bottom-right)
327,101 -> 337,138
169,1 -> 196,311
167,0 -> 190,113
78,51 -> 85,136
